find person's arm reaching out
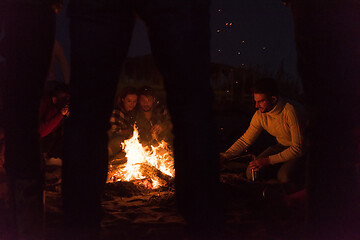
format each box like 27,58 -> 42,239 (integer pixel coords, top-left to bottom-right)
222,112 -> 263,161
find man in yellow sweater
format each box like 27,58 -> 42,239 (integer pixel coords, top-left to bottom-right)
221,78 -> 306,183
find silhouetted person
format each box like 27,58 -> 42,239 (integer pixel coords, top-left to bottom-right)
63,0 -> 221,239
40,84 -> 70,159
289,0 -> 360,238
0,97 -> 8,209
0,1 -> 56,239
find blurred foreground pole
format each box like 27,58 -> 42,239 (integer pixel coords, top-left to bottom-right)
63,1 -> 222,239
290,0 -> 360,238
0,2 -> 55,239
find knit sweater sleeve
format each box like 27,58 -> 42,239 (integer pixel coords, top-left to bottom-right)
268,105 -> 304,164
224,112 -> 263,159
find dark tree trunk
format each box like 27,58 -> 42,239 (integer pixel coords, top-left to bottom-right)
291,0 -> 360,238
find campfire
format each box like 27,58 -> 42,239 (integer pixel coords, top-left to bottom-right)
107,126 -> 175,189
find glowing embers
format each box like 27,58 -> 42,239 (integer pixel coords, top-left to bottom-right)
108,126 -> 174,189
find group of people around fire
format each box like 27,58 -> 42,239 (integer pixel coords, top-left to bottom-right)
1,76 -> 307,182
108,86 -> 173,159
0,73 -> 308,237
0,0 -> 308,224
1,0 -> 357,238
0,76 -> 307,184
39,78 -> 307,185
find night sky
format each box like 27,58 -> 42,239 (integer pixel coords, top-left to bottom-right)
57,0 -> 298,78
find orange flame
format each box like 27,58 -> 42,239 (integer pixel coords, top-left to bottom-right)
107,126 -> 174,189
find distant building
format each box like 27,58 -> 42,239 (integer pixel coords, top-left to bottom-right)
116,55 -> 262,108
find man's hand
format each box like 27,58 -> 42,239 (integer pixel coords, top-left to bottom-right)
249,157 -> 270,169
151,124 -> 163,141
61,106 -> 69,117
151,124 -> 163,135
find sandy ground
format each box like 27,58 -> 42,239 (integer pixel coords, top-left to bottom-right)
41,161 -> 306,240
0,112 -> 307,239
0,169 -> 306,240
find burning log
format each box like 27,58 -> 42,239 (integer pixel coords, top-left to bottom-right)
109,157 -> 127,166
139,163 -> 173,187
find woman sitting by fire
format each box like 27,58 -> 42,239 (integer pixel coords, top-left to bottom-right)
108,87 -> 138,159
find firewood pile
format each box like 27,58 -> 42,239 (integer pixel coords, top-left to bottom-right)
139,163 -> 173,186
108,153 -> 175,190
105,179 -> 174,198
106,156 -> 175,197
